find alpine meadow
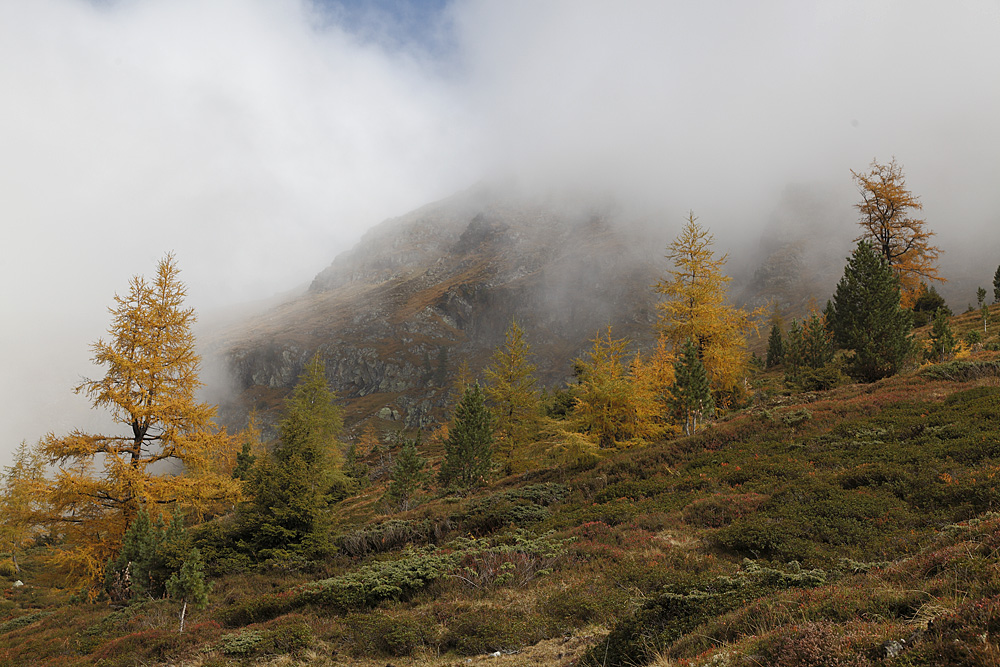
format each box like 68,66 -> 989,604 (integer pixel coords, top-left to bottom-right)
4,3 -> 1000,667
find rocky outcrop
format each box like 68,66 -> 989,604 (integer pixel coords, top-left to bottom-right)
216,186 -> 668,429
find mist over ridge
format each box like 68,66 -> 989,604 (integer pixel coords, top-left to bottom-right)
3,0 -> 1000,465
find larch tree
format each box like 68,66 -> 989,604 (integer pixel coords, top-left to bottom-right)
574,327 -> 662,448
655,212 -> 760,398
629,336 -> 677,441
852,158 -> 943,307
40,254 -> 240,588
573,327 -> 635,449
0,441 -> 47,575
483,320 -> 540,465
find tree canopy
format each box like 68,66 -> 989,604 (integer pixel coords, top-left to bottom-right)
237,354 -> 343,560
483,320 -> 539,464
40,254 -> 240,588
852,158 -> 942,307
655,213 -> 760,397
439,382 -> 494,489
829,242 -> 913,382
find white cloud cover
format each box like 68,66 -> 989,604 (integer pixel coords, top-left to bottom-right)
3,0 -> 1000,464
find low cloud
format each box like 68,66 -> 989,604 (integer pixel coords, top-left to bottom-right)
3,0 -> 999,463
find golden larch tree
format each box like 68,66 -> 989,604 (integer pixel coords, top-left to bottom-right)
852,158 -> 943,307
41,254 -> 240,588
655,213 -> 760,397
484,320 -> 540,465
574,327 -> 661,448
0,441 -> 48,576
629,336 -> 678,440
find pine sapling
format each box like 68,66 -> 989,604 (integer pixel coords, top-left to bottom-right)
165,548 -> 209,633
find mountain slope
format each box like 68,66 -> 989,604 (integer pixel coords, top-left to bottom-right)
216,186 -> 668,429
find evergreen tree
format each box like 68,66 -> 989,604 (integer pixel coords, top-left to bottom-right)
671,338 -> 714,436
911,284 -> 950,328
439,382 -> 495,489
783,320 -> 805,381
483,320 -> 539,463
765,322 -> 784,368
994,265 -> 1000,304
232,441 -> 257,482
165,548 -> 209,633
802,313 -> 835,369
829,242 -> 913,382
927,308 -> 956,362
104,508 -> 188,602
237,354 -> 343,559
979,287 -> 990,334
383,435 -> 427,512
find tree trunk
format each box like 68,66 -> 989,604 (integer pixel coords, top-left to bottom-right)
178,601 -> 187,633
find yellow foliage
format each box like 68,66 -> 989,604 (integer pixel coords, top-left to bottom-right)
630,337 -> 680,440
356,422 -> 381,459
852,158 -> 943,308
574,327 -> 670,448
483,320 -> 540,463
655,213 -> 762,394
40,254 -> 241,590
0,441 -> 48,576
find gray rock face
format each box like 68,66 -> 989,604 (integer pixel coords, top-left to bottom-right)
219,186 -> 668,429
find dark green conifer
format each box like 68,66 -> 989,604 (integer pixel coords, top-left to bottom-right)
671,338 -> 714,436
165,548 -> 209,633
994,265 -> 1000,304
384,435 -> 427,512
105,508 -> 188,601
829,242 -> 913,382
927,308 -> 956,362
802,313 -> 834,369
911,284 -> 950,327
439,382 -> 495,489
237,354 -> 344,559
783,320 -> 805,382
765,322 -> 784,368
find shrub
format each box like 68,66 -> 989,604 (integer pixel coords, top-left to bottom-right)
920,360 -> 1000,382
581,561 -> 830,667
541,587 -> 604,628
682,493 -> 767,528
441,605 -> 540,656
218,616 -> 312,657
0,611 -> 50,634
757,621 -> 870,667
340,611 -> 431,657
458,484 -> 568,534
336,518 -> 451,558
215,592 -> 298,628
